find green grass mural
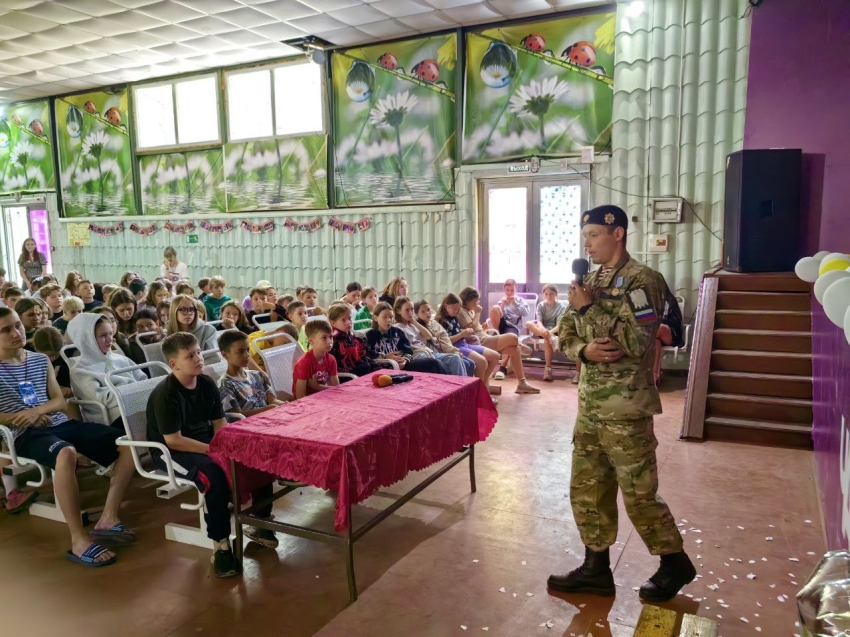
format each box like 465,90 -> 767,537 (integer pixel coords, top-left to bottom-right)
140,148 -> 225,215
0,100 -> 54,194
55,88 -> 136,217
464,12 -> 615,163
332,34 -> 457,206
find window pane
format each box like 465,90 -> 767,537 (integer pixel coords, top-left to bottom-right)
176,76 -> 219,145
227,69 -> 272,141
488,187 -> 527,283
538,184 -> 583,284
135,84 -> 175,148
274,62 -> 324,136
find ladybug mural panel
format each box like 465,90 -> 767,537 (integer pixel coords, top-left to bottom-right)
377,52 -> 402,73
520,33 -> 553,56
84,101 -> 97,115
104,107 -> 121,126
561,40 -> 597,66
411,59 -> 440,83
29,119 -> 44,136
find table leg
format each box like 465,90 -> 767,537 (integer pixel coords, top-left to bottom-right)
230,459 -> 244,565
469,443 -> 476,493
345,501 -> 358,602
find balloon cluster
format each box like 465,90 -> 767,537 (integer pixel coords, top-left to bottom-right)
795,251 -> 850,344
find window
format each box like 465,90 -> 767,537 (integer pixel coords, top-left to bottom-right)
225,60 -> 324,142
134,74 -> 220,150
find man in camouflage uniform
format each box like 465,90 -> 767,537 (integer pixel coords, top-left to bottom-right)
547,205 -> 696,602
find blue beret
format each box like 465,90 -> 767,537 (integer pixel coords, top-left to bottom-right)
581,205 -> 628,230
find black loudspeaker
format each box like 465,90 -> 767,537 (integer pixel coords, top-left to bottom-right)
723,149 -> 802,272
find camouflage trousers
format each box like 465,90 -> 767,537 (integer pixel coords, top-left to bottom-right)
570,412 -> 683,556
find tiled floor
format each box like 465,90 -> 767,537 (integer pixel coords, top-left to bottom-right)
0,374 -> 819,636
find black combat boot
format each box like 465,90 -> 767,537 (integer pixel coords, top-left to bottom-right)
547,547 -> 616,596
638,551 -> 697,602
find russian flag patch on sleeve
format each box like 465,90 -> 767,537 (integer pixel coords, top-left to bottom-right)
627,287 -> 657,324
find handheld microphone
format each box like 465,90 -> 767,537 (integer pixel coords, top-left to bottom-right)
572,258 -> 590,282
372,373 -> 415,387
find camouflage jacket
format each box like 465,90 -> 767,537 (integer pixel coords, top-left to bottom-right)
558,255 -> 664,419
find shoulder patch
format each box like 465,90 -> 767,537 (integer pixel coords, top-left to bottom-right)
626,286 -> 656,323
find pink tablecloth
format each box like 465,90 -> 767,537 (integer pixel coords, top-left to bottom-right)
208,372 -> 498,532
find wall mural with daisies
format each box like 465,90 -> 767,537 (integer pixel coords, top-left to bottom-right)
139,148 -> 225,215
332,34 -> 457,206
464,12 -> 615,163
0,100 -> 55,194
56,87 -> 136,217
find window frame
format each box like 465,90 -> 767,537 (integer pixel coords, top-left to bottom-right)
223,57 -> 326,144
131,71 -> 223,154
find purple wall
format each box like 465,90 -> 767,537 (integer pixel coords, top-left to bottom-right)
743,0 -> 850,255
744,0 -> 850,549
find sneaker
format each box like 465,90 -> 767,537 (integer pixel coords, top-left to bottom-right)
4,489 -> 38,514
211,547 -> 241,578
515,379 -> 540,394
548,547 -> 616,596
245,525 -> 279,549
571,375 -> 579,385
543,367 -> 553,382
639,551 -> 697,602
494,367 -> 506,381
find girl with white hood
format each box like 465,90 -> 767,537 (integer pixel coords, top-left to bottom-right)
66,312 -> 147,428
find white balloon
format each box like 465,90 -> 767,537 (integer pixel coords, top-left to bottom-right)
814,250 -> 830,260
823,278 -> 850,326
814,270 -> 850,304
821,252 -> 848,265
795,257 -> 821,282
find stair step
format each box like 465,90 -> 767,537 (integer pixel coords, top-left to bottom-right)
716,273 -> 811,293
716,291 -> 810,311
715,310 -> 811,331
712,349 -> 812,376
709,371 -> 812,399
713,329 -> 811,353
707,392 -> 812,424
704,416 -> 813,449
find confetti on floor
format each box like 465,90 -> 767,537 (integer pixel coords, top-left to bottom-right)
472,560 -> 479,563
789,558 -> 800,562
740,617 -> 749,623
747,573 -> 757,580
526,592 -> 534,597
461,626 -> 467,631
765,537 -> 773,541
499,587 -> 506,593
521,561 -> 526,566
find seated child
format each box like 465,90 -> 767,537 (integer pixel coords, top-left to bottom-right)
39,283 -> 65,320
141,281 -> 170,313
242,279 -> 272,313
288,301 -> 309,351
197,277 -> 210,301
146,332 -> 278,577
218,301 -> 253,335
414,300 -> 481,380
366,302 -> 443,374
293,320 -> 339,399
175,282 -> 194,297
101,283 -> 118,304
128,308 -> 164,366
393,297 -> 471,377
354,286 -> 377,331
156,299 -> 171,329
300,287 -> 318,310
488,278 -> 532,379
202,276 -> 231,321
244,287 -> 275,327
341,282 -> 362,309
67,313 -> 147,428
272,294 -> 293,323
52,296 -> 84,334
525,284 -> 566,382
15,298 -> 44,350
32,326 -> 74,398
218,330 -> 286,416
0,307 -> 137,567
128,278 -> 148,306
90,306 -> 133,358
2,286 -> 24,312
77,281 -> 101,312
109,288 -> 138,337
328,303 -> 381,378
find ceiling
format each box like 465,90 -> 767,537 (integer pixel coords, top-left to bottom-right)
0,0 -> 610,104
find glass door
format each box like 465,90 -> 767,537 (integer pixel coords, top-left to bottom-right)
479,177 -> 587,308
0,205 -> 53,287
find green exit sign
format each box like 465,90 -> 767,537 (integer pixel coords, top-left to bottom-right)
186,234 -> 199,244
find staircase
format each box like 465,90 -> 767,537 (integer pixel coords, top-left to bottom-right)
682,271 -> 813,449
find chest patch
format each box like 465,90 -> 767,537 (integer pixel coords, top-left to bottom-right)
626,286 -> 656,323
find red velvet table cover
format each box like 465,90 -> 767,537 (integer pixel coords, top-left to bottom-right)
208,372 -> 498,532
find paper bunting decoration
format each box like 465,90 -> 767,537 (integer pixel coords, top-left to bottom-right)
200,219 -> 233,234
329,216 -> 371,233
284,217 -> 323,232
328,217 -> 343,231
129,222 -> 157,236
88,221 -> 123,236
164,220 -> 196,234
356,217 -> 371,231
241,219 -> 275,234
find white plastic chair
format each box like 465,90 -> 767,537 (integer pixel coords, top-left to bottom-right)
661,295 -> 691,363
251,313 -> 271,330
60,344 -> 79,368
135,332 -> 169,377
105,362 -> 210,548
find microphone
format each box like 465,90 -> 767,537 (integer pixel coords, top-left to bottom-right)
372,373 -> 415,387
572,258 -> 589,282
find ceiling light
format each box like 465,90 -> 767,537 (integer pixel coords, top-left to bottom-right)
625,1 -> 645,17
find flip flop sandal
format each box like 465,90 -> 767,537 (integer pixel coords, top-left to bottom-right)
66,543 -> 116,568
90,523 -> 135,544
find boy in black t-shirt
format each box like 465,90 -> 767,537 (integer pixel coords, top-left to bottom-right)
146,332 -> 277,578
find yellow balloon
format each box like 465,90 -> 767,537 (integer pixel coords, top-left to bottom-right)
819,258 -> 850,276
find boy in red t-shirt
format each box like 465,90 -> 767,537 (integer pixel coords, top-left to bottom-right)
293,320 -> 339,399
